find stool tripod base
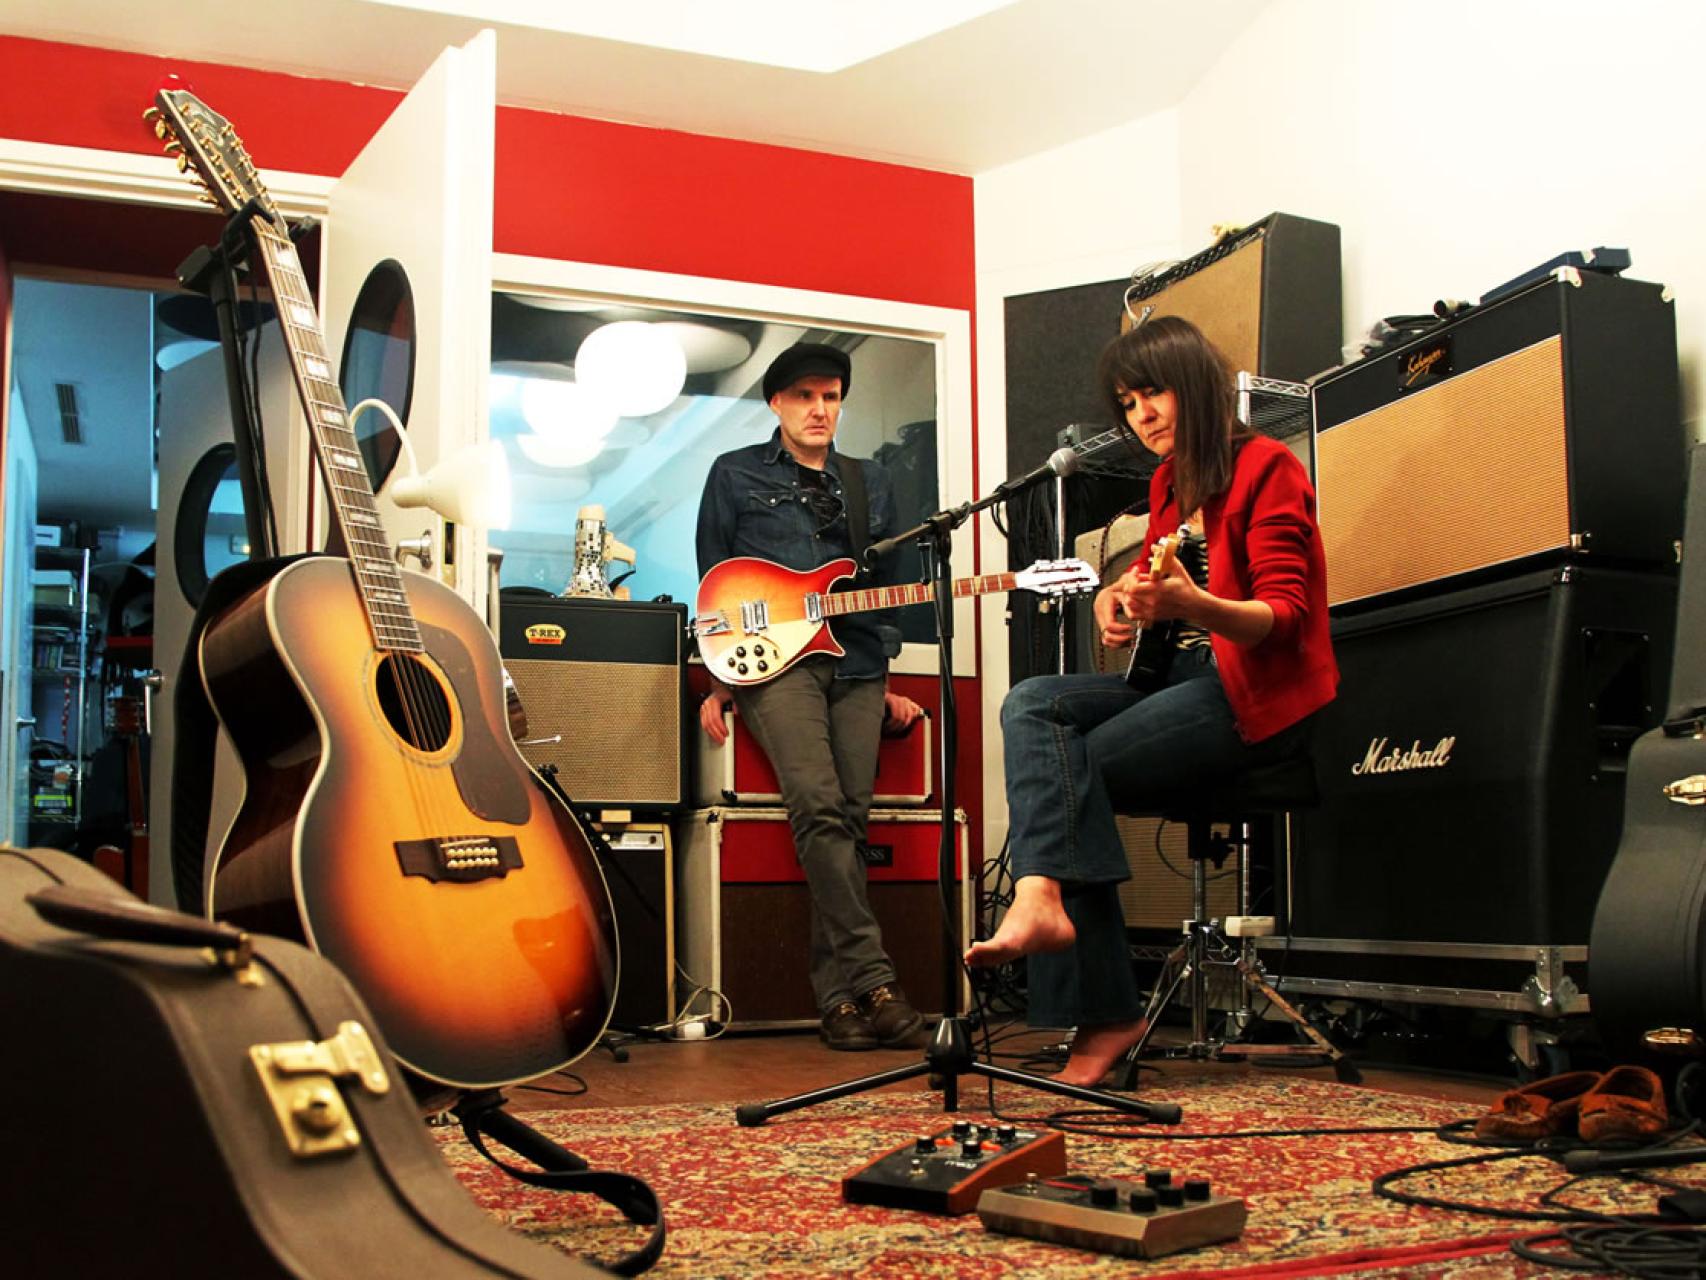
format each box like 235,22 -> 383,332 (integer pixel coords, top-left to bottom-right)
1122,931 -> 1361,1088
735,1016 -> 1184,1128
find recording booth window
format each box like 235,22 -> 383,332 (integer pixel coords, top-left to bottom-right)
486,292 -> 943,646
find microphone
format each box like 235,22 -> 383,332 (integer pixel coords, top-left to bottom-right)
994,446 -> 1081,497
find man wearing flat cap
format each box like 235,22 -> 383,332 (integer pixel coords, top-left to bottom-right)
695,342 -> 926,1051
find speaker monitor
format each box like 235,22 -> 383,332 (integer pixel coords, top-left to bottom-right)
1289,564 -> 1676,947
1312,271 -> 1685,609
498,595 -> 687,810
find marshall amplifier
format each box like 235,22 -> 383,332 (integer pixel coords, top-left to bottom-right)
1312,270 -> 1684,609
1288,564 -> 1676,947
498,593 -> 688,810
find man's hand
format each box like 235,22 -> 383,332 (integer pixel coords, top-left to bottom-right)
883,691 -> 924,735
699,684 -> 735,744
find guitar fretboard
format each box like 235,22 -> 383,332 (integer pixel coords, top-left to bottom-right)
819,573 -> 1021,617
252,222 -> 423,654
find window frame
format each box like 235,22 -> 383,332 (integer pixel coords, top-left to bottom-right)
491,253 -> 976,677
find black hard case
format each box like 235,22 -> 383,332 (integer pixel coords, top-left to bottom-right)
0,845 -> 600,1279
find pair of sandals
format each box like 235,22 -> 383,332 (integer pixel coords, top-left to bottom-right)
1474,1066 -> 1669,1144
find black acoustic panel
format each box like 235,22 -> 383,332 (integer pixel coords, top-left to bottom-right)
1003,278 -> 1140,683
1290,565 -> 1676,946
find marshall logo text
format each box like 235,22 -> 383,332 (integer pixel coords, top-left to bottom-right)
1351,736 -> 1456,776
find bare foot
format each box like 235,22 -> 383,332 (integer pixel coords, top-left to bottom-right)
964,876 -> 1076,968
1052,1018 -> 1150,1086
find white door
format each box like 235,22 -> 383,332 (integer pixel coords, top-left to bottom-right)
318,29 -> 496,613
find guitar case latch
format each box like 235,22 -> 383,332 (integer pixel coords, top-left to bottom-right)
250,1020 -> 391,1158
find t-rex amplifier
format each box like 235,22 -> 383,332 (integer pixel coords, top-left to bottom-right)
498,593 -> 687,810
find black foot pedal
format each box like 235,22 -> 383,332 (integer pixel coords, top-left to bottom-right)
978,1169 -> 1246,1258
841,1121 -> 1067,1215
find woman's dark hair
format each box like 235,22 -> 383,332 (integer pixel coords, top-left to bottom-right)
1096,315 -> 1245,515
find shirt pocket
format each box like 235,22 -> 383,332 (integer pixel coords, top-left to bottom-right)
746,487 -> 797,512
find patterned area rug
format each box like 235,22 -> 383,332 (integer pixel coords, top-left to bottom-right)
433,1074 -> 1705,1278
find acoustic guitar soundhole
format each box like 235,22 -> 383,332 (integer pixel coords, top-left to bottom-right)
375,653 -> 453,752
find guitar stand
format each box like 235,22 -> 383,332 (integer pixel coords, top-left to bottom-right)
734,1015 -> 1181,1126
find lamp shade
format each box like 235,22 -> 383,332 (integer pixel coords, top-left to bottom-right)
391,439 -> 512,530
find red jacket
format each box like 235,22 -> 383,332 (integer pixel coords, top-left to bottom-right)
1142,435 -> 1338,743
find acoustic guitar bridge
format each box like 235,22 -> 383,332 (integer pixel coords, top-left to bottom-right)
395,835 -> 523,882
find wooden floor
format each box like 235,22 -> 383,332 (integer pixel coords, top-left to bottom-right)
505,1021 -> 1509,1117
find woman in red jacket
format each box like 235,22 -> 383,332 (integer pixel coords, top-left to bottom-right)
966,316 -> 1338,1085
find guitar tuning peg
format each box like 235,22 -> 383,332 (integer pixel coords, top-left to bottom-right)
142,106 -> 159,122
162,140 -> 182,155
176,154 -> 190,172
152,120 -> 168,140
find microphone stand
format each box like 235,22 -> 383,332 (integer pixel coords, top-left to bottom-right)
732,479 -> 1179,1128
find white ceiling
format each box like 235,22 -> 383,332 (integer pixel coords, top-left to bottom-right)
0,0 -> 1271,173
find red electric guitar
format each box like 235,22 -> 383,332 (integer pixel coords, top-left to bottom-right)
694,556 -> 1099,685
151,86 -> 617,1091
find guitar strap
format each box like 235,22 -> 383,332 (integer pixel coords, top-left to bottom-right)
838,454 -> 871,567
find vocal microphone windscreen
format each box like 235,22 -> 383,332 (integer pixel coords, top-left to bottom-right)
1048,446 -> 1081,478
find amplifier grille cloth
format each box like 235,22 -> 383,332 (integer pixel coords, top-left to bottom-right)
508,657 -> 680,805
1122,239 -> 1264,375
1317,336 -> 1570,606
1116,816 -> 1240,929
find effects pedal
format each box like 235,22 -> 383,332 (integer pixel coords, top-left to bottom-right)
841,1120 -> 1067,1215
977,1169 -> 1247,1258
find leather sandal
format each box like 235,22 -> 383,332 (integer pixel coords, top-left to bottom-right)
1578,1065 -> 1668,1144
1473,1070 -> 1601,1141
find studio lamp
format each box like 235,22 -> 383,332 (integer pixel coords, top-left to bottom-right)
349,398 -> 514,568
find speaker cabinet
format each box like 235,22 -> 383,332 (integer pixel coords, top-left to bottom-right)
498,595 -> 687,810
591,820 -> 675,1027
675,807 -> 970,1026
1313,271 -> 1684,609
1121,212 -> 1343,383
1289,565 -> 1676,947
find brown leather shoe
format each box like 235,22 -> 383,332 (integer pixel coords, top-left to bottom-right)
857,983 -> 925,1047
819,1000 -> 879,1051
1473,1070 -> 1601,1141
1579,1066 -> 1668,1144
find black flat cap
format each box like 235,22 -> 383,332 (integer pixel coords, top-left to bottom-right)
762,342 -> 852,402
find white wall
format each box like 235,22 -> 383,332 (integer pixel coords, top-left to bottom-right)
1180,0 -> 1706,429
970,0 -> 1706,855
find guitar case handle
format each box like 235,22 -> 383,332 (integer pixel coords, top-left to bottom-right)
27,884 -> 248,955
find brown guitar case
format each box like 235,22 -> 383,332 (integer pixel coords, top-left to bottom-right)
0,845 -> 616,1279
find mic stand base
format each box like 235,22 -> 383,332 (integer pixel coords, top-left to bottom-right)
732,1016 -> 1181,1127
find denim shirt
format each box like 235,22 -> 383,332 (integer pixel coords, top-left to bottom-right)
695,428 -> 902,680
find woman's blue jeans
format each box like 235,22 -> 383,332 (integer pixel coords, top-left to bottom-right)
1000,649 -> 1307,1027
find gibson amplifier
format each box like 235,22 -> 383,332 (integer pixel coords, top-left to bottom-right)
1312,270 -> 1685,609
1289,564 -> 1676,947
498,593 -> 687,810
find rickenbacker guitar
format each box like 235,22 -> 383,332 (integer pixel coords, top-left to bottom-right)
150,85 -> 617,1091
1123,526 -> 1188,693
694,557 -> 1099,685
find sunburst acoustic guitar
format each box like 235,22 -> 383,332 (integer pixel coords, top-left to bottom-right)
150,83 -> 618,1091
